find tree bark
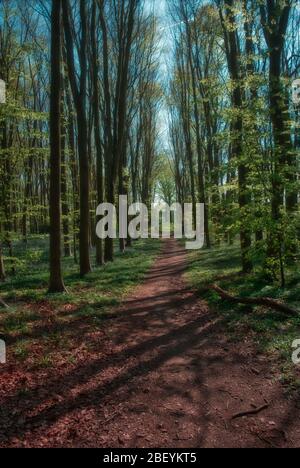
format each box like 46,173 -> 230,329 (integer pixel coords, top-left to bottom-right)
260,2 -> 294,283
91,0 -> 104,266
48,0 -> 66,293
0,241 -> 5,282
219,0 -> 253,273
62,0 -> 91,277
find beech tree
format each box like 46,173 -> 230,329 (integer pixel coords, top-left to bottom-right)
167,0 -> 299,283
62,0 -> 91,277
259,0 -> 295,285
49,0 -> 66,293
0,0 -> 299,293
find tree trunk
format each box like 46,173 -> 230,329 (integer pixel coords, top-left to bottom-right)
105,179 -> 115,263
219,0 -> 253,273
62,0 -> 91,277
0,241 -> 5,282
260,2 -> 294,283
91,0 -> 104,266
61,110 -> 71,258
184,12 -> 210,248
49,0 -> 66,293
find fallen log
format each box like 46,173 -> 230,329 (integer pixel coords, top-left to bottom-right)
209,285 -> 299,316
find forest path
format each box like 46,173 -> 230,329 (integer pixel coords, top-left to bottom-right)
90,238 -> 299,448
2,239 -> 299,448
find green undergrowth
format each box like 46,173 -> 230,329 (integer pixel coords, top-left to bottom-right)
0,236 -> 161,304
185,243 -> 300,389
0,237 -> 161,366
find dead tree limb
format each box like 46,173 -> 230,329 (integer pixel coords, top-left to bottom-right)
231,403 -> 269,420
209,285 -> 299,316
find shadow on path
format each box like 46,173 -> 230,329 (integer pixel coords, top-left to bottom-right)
0,240 -> 299,448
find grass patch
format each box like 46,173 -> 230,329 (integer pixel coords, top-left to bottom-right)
0,237 -> 161,305
0,237 -> 162,362
35,355 -> 54,369
14,341 -> 31,362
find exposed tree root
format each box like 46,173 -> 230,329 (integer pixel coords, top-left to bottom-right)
208,285 -> 299,316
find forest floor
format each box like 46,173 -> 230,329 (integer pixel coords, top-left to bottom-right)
1,239 -> 300,448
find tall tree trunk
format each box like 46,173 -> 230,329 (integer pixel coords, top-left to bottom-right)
65,76 -> 79,264
243,0 -> 264,244
183,8 -> 210,248
0,237 -> 5,282
260,2 -> 294,284
91,0 -> 104,266
219,0 -> 253,273
99,0 -> 114,263
105,179 -> 115,263
61,103 -> 71,258
49,0 -> 66,293
62,0 -> 91,277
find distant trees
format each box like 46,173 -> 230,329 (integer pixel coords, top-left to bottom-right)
0,0 -> 161,286
60,0 -> 161,268
0,0 -> 50,280
0,0 -> 299,290
169,0 -> 222,248
168,0 -> 300,284
98,0 -> 142,261
156,156 -> 176,206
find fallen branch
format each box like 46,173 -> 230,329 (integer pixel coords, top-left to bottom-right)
0,297 -> 8,309
231,403 -> 269,420
209,285 -> 299,316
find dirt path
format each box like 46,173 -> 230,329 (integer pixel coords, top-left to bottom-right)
1,239 -> 300,448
